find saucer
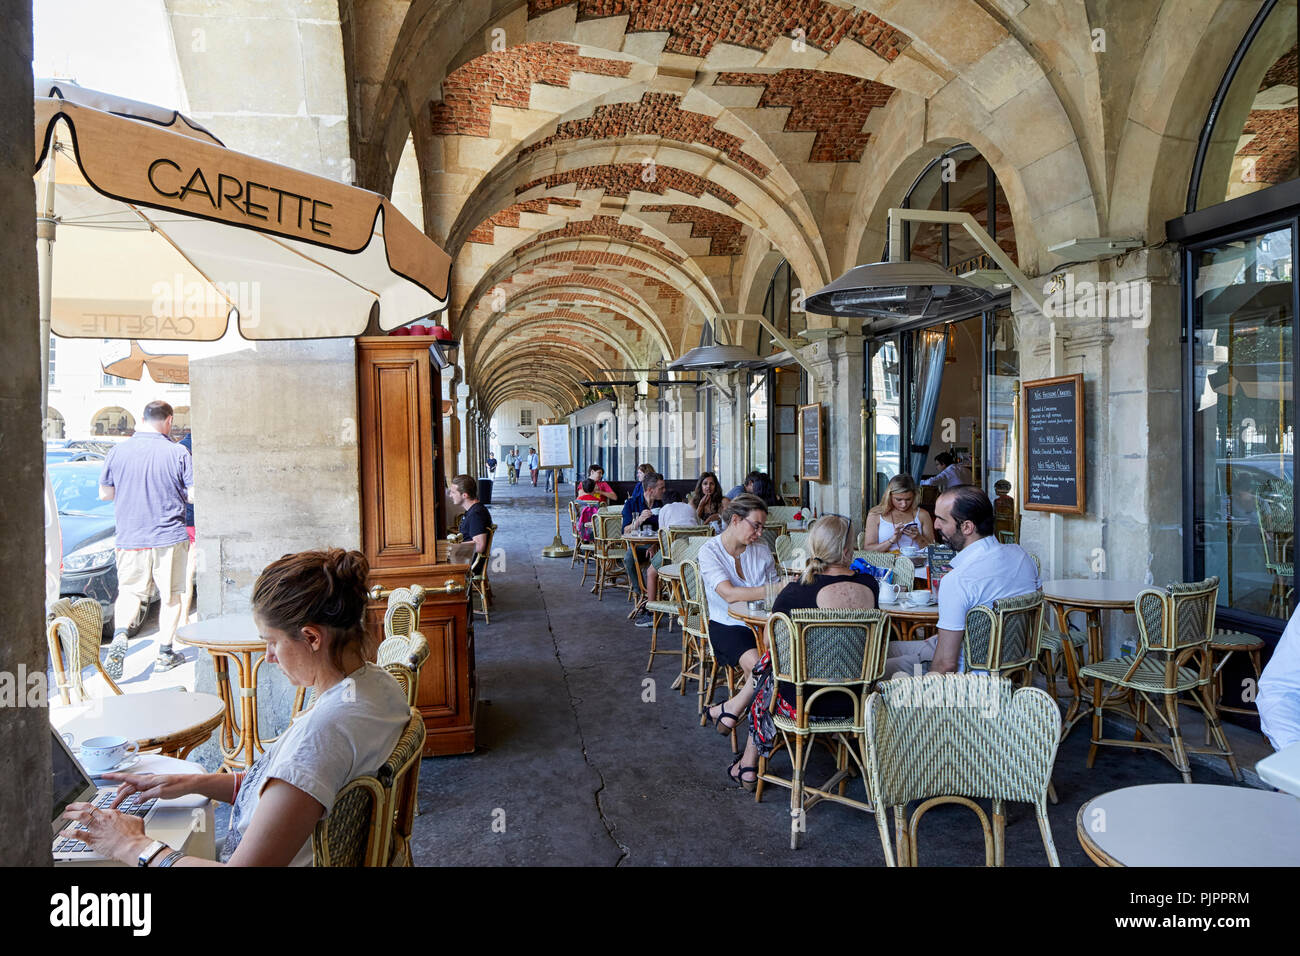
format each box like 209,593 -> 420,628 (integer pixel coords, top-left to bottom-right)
87,754 -> 140,775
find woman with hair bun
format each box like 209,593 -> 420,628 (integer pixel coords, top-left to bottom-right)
724,515 -> 878,791
59,548 -> 410,867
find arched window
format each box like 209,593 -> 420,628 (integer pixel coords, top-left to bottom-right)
91,406 -> 134,437
898,144 -> 1017,270
172,405 -> 191,440
45,407 -> 65,441
1190,0 -> 1298,211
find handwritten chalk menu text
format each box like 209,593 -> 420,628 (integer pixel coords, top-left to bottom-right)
1023,373 -> 1086,514
799,403 -> 825,482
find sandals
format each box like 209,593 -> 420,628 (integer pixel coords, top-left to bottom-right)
727,755 -> 758,792
708,701 -> 745,735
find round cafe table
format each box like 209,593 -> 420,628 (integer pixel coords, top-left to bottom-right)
728,601 -> 771,647
1041,579 -> 1147,735
1076,784 -> 1300,867
51,688 -> 224,760
878,599 -> 940,642
177,614 -> 268,771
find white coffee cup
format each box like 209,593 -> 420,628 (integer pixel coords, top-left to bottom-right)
908,589 -> 934,606
79,735 -> 138,772
878,582 -> 899,604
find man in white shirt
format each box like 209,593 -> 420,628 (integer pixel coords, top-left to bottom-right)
885,486 -> 1040,677
1259,605 -> 1300,751
528,448 -> 540,486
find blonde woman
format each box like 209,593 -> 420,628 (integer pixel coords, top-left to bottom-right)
862,474 -> 933,553
720,515 -> 878,790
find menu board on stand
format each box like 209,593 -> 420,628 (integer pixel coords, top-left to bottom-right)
537,421 -> 572,469
1022,373 -> 1086,515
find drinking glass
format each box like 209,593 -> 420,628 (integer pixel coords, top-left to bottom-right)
765,571 -> 781,611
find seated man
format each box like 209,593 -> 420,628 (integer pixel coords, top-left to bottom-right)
449,474 -> 492,572
1259,604 -> 1300,751
885,486 -> 1040,677
623,472 -> 664,626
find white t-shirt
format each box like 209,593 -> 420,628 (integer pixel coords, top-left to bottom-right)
937,535 -> 1040,672
658,501 -> 698,532
697,535 -> 776,626
1260,606 -> 1300,751
222,662 -> 410,866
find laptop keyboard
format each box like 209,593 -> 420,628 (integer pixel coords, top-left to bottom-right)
54,789 -> 157,854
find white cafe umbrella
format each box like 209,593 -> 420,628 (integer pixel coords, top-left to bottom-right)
34,80 -> 452,415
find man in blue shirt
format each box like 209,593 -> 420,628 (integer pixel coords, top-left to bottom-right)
623,472 -> 664,625
99,401 -> 194,677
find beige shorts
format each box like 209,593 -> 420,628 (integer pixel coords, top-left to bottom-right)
116,541 -> 189,601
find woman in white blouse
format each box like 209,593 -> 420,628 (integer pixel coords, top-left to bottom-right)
696,494 -> 778,784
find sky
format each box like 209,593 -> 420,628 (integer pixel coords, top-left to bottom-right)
33,0 -> 186,110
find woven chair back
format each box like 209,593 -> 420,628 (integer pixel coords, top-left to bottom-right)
1135,577 -> 1218,652
768,608 -> 889,687
1022,551 -> 1042,577
598,505 -> 623,515
679,559 -> 711,637
1257,482 -> 1294,567
377,632 -> 430,707
379,707 -> 427,865
962,591 -> 1044,675
891,555 -> 916,590
383,586 -> 426,642
852,551 -> 895,571
47,597 -> 112,701
313,775 -> 384,866
774,533 -> 793,565
864,674 -> 1061,807
476,524 -> 498,579
594,512 -> 626,549
765,505 -> 800,525
761,522 -> 784,552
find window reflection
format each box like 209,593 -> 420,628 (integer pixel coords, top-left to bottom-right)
1194,227 -> 1295,619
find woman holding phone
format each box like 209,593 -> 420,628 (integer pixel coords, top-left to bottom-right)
862,474 -> 934,552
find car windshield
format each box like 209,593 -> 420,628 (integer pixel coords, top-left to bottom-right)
51,467 -> 112,517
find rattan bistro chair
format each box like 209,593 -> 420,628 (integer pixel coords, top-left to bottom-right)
680,559 -> 743,739
644,533 -> 711,672
756,609 -> 889,849
962,591 -> 1045,686
1257,482 -> 1294,618
765,505 -> 800,526
312,706 -> 426,867
468,524 -> 497,624
377,631 -> 431,707
47,597 -> 120,703
592,512 -> 632,601
1079,577 -> 1239,783
863,674 -> 1062,866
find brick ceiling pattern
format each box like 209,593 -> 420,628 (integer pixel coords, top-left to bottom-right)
517,163 -> 740,205
1239,43 -> 1299,186
518,92 -> 770,177
526,0 -> 910,61
513,214 -> 687,262
638,203 -> 747,256
528,250 -> 670,277
523,271 -> 683,300
714,69 -> 896,162
466,197 -> 582,244
431,42 -> 633,136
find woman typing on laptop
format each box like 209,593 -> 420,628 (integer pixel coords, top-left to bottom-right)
58,549 -> 409,866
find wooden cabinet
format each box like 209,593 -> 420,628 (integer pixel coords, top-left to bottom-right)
357,338 -> 475,756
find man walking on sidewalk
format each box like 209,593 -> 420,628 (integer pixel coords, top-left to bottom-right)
99,401 -> 194,677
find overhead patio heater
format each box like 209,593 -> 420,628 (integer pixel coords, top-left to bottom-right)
666,343 -> 763,371
803,260 -> 993,326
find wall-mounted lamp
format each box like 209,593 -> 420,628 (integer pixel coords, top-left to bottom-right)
427,324 -> 460,370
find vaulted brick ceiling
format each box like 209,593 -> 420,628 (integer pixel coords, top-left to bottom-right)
355,0 -> 930,414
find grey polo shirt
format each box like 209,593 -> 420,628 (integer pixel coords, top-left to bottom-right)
100,431 -> 192,549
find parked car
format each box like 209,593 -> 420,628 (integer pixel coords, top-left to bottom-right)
48,460 -> 156,638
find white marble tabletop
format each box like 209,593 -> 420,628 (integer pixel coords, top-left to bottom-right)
177,613 -> 261,648
52,688 -> 225,749
1078,783 -> 1300,866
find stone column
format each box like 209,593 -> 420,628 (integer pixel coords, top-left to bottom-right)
802,332 -> 866,526
456,383 -> 470,476
0,7 -> 48,865
615,390 -> 636,480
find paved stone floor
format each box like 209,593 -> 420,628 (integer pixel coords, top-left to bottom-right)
405,479 -> 1250,867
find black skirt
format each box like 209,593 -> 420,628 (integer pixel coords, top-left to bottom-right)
708,621 -> 757,669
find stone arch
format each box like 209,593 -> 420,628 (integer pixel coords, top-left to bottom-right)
91,406 -> 134,437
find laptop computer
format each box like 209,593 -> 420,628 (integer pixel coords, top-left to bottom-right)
51,727 -> 159,862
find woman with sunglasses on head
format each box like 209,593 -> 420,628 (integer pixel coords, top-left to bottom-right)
695,494 -> 780,782
862,474 -> 933,553
731,515 -> 878,789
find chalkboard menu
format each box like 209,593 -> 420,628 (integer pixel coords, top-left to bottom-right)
799,403 -> 825,482
927,544 -> 956,584
1022,373 -> 1086,514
